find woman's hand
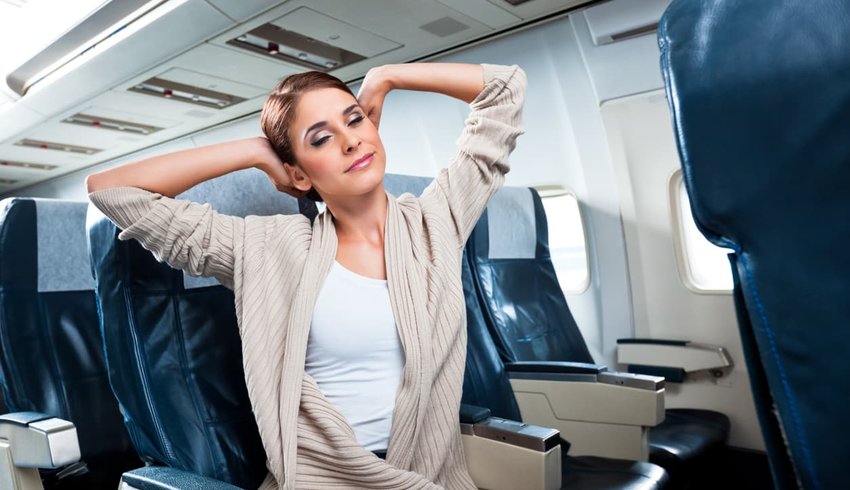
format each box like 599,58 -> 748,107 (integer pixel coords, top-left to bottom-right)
252,137 -> 308,198
357,65 -> 393,129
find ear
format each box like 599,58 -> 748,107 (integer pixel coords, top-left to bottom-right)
283,162 -> 313,193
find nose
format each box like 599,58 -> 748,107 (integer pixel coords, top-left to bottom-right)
342,129 -> 360,154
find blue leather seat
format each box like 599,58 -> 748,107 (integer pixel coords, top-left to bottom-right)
87,170 -> 314,488
465,186 -> 729,482
461,249 -> 668,489
658,1 -> 850,488
0,197 -> 140,488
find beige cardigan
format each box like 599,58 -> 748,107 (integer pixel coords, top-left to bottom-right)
89,64 -> 526,489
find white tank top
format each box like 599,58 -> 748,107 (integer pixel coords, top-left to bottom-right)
305,261 -> 404,451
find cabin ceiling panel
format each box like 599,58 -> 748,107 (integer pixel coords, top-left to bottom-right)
88,89 -> 222,122
0,140 -> 92,163
61,104 -> 182,132
16,0 -> 234,117
116,43 -> 299,95
0,103 -> 45,145
18,122 -> 135,152
0,162 -> 57,181
204,0 -> 285,23
435,0 -> 521,29
487,0 -> 590,20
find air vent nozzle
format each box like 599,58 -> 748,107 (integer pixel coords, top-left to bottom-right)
0,160 -> 58,171
63,113 -> 163,135
227,23 -> 365,71
14,138 -> 101,155
128,77 -> 246,109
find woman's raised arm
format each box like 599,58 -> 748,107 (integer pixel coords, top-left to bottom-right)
362,63 -> 526,249
85,136 -> 304,198
357,63 -> 484,128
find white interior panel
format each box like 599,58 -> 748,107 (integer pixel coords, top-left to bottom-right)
487,0 -> 588,20
189,116 -> 264,147
584,0 -> 671,45
435,0 -> 521,29
204,0 -> 282,22
571,11 -> 666,102
0,103 -> 46,145
601,91 -> 763,450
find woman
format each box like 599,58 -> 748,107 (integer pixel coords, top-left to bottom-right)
87,61 -> 526,489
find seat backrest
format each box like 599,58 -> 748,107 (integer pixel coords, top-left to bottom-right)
87,170 -> 309,488
0,198 -> 139,473
466,186 -> 593,364
460,250 -> 523,421
658,1 -> 850,488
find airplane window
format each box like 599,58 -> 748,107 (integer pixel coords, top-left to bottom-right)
673,175 -> 734,292
541,193 -> 590,294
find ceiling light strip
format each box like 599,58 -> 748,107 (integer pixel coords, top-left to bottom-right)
15,138 -> 102,155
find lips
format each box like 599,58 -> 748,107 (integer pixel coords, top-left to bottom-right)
346,152 -> 374,173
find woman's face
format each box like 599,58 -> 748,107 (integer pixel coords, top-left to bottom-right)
287,87 -> 385,202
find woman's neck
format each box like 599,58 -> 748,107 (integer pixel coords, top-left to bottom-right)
325,186 -> 388,247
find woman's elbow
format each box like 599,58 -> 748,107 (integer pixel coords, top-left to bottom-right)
86,172 -> 107,194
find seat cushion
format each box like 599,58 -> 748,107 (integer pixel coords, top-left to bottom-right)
563,455 -> 669,490
649,409 -> 730,472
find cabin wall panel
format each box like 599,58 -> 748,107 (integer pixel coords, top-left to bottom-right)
4,5 -> 765,450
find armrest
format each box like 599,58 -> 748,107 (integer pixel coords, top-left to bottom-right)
505,361 -> 664,391
0,412 -> 81,490
120,466 -> 241,490
461,415 -> 561,490
459,404 -> 491,424
504,366 -> 665,461
617,338 -> 733,381
0,412 -> 80,468
505,361 -> 606,375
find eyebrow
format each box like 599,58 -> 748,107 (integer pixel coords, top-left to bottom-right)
304,104 -> 360,139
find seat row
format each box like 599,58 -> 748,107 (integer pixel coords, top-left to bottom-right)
0,171 -> 727,489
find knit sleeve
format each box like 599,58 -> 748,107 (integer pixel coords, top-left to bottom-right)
88,186 -> 242,289
419,63 -> 526,248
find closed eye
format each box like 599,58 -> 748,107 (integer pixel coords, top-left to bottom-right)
310,135 -> 331,147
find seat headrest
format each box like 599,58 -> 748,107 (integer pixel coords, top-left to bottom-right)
384,173 -> 432,197
0,198 -> 92,292
469,186 -> 544,260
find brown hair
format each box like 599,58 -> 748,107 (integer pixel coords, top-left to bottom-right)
260,71 -> 355,202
